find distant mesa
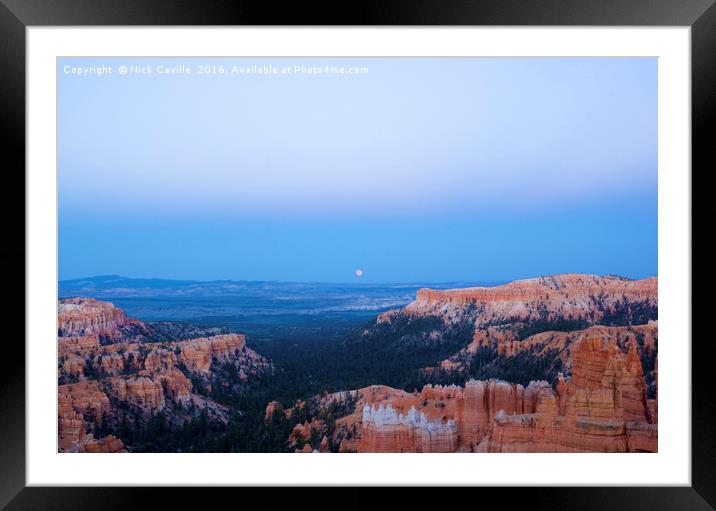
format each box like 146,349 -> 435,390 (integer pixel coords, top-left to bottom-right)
378,273 -> 657,325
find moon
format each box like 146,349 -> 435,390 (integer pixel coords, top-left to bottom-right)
355,269 -> 364,277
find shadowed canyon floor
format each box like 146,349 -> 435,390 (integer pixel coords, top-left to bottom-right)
57,274 -> 657,453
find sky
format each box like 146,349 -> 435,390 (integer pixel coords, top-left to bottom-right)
58,57 -> 657,283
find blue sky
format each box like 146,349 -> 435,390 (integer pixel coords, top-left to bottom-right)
58,57 -> 657,283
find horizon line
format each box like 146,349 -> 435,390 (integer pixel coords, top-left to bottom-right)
58,272 -> 657,287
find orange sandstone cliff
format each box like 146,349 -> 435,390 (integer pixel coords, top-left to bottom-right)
277,322 -> 657,453
348,332 -> 657,453
383,274 -> 657,326
379,274 -> 659,383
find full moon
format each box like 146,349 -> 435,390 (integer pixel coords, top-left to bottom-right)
355,269 -> 364,277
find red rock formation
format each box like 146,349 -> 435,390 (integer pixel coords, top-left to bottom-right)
315,326 -> 658,453
427,321 -> 658,378
354,380 -> 548,452
360,402 -> 458,453
58,335 -> 100,353
58,410 -> 87,452
177,334 -> 246,373
477,334 -> 657,453
111,376 -> 166,414
380,274 -> 657,327
58,298 -> 132,338
60,353 -> 87,378
158,369 -> 193,404
57,381 -> 124,452
99,352 -> 126,375
59,408 -> 126,453
319,436 -> 330,453
456,379 -> 549,448
265,400 -> 283,421
79,435 -> 126,453
57,298 -> 274,452
144,348 -> 179,373
380,275 -> 658,384
58,381 -> 111,421
289,418 -> 325,446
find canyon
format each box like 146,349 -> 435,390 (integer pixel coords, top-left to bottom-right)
58,273 -> 658,453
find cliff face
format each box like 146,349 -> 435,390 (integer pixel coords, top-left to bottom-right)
379,274 -> 659,384
351,380 -> 546,453
58,297 -> 228,346
380,274 -> 657,327
178,334 -> 247,373
57,382 -> 110,452
286,323 -> 657,453
57,298 -> 272,452
428,322 -> 658,392
360,403 -> 458,453
350,331 -> 657,453
477,333 -> 657,453
58,298 -> 131,338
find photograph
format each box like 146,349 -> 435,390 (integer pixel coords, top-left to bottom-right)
56,56 -> 658,454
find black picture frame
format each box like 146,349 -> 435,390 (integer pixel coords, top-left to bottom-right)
2,0 -> 713,508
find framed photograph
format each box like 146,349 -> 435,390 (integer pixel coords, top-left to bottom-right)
5,0 -> 714,507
